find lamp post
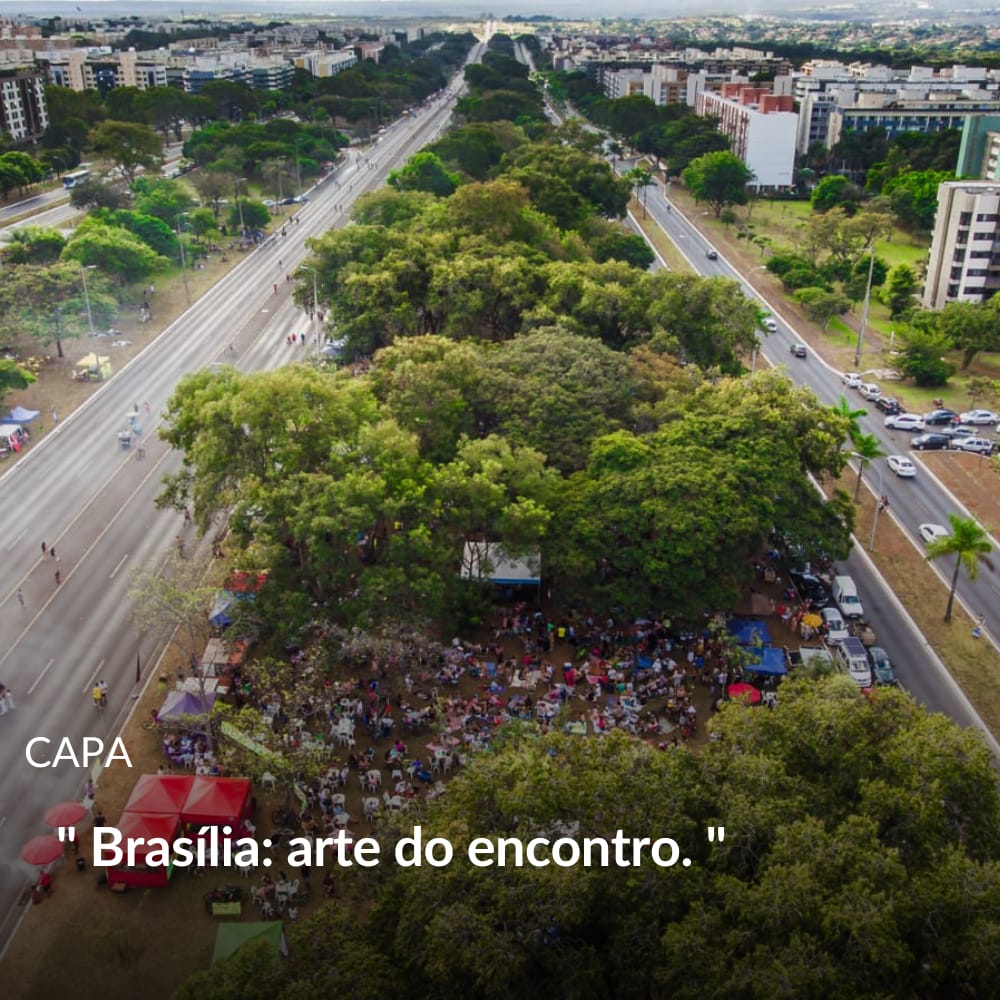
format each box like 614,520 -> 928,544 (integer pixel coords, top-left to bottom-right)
176,212 -> 191,307
853,242 -> 876,369
298,265 -> 320,357
235,177 -> 247,236
78,263 -> 96,337
853,455 -> 886,551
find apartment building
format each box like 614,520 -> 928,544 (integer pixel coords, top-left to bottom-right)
0,64 -> 47,140
695,84 -> 797,189
956,114 -> 1000,181
923,181 -> 1000,309
295,48 -> 357,78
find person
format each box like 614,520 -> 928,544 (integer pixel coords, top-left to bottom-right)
16,587 -> 24,607
3,687 -> 14,712
98,680 -> 108,707
54,569 -> 61,586
175,535 -> 185,558
273,283 -> 278,295
84,779 -> 95,800
183,507 -> 192,526
51,408 -> 58,424
973,614 -> 986,639
92,684 -> 103,709
41,541 -> 47,556
136,444 -> 145,461
50,546 -> 57,561
93,807 -> 105,827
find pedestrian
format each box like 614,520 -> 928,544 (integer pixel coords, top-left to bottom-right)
41,541 -> 47,556
84,778 -> 95,800
50,547 -> 58,561
273,283 -> 278,295
98,680 -> 108,706
183,506 -> 192,527
93,807 -> 106,827
973,614 -> 986,639
300,332 -> 306,345
4,687 -> 14,711
51,408 -> 58,424
54,569 -> 61,586
16,587 -> 24,607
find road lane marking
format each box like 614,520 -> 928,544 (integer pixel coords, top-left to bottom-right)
109,553 -> 128,579
5,530 -> 24,552
83,658 -> 105,696
28,658 -> 54,696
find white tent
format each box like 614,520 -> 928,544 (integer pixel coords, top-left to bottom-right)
461,540 -> 541,586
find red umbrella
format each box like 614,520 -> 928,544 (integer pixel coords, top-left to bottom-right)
43,802 -> 88,829
21,834 -> 64,867
727,682 -> 762,705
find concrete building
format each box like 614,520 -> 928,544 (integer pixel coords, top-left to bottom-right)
695,84 -> 798,189
828,96 -> 1000,148
923,181 -> 1000,309
956,114 -> 1000,181
0,63 -> 47,140
295,48 -> 357,78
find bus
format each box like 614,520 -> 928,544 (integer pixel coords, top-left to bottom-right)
63,169 -> 91,189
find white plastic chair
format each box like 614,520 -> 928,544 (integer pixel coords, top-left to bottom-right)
261,772 -> 277,791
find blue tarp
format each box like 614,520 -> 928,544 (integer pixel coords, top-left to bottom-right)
159,688 -> 218,719
744,646 -> 788,676
7,406 -> 38,423
209,592 -> 235,628
728,618 -> 772,647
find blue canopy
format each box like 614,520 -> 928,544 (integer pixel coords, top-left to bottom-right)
7,406 -> 39,423
744,646 -> 788,676
728,618 -> 772,647
209,592 -> 234,628
159,688 -> 218,719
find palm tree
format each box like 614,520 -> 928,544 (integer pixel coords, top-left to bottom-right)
832,395 -> 867,447
926,514 -> 994,623
851,432 -> 886,501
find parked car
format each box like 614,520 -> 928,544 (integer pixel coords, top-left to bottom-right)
887,455 -> 917,477
911,432 -> 950,451
868,646 -> 898,686
922,408 -> 959,426
950,436 -> 994,455
941,425 -> 978,438
958,409 -> 999,426
788,570 -> 830,608
705,249 -> 718,260
875,396 -> 901,415
859,383 -> 881,401
841,372 -> 862,389
918,522 -> 949,544
885,413 -> 922,431
822,607 -> 849,644
789,343 -> 807,358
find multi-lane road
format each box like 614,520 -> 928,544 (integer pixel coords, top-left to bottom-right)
614,160 -> 1000,752
0,42 -> 483,949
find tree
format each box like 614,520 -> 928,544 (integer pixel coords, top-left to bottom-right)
388,150 -> 459,197
89,120 -> 163,185
851,432 -> 886,501
190,168 -> 237,219
897,322 -> 957,387
832,394 -> 868,447
590,228 -> 655,269
794,286 -> 852,329
810,173 -> 862,214
883,264 -> 918,319
883,168 -> 953,232
227,198 -> 270,232
132,177 -> 195,225
682,150 -> 754,218
1,226 -> 66,265
0,151 -> 43,199
68,175 -> 126,211
937,300 -> 1000,369
0,358 -> 36,409
62,222 -> 166,284
925,514 -> 993,622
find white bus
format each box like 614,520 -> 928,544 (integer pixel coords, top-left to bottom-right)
62,168 -> 91,189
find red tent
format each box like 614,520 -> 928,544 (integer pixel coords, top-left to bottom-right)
181,776 -> 251,827
123,774 -> 194,816
224,571 -> 267,594
109,812 -> 181,888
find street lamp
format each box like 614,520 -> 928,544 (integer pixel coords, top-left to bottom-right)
853,242 -> 876,369
176,212 -> 191,307
853,453 -> 886,551
298,264 -> 321,357
78,263 -> 96,337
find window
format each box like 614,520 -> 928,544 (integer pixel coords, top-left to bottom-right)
948,283 -> 960,297
953,249 -> 966,262
951,267 -> 964,279
976,213 -> 1000,222
960,212 -> 973,225
974,231 -> 995,241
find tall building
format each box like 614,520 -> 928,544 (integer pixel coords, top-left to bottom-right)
956,114 -> 1000,181
695,84 -> 797,189
923,181 -> 1000,309
0,64 -> 48,140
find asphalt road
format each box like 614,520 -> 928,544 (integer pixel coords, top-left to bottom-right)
620,161 -> 999,752
0,46 -> 483,950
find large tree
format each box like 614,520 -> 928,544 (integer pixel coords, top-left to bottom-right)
89,119 -> 163,185
926,514 -> 993,623
682,150 -> 755,218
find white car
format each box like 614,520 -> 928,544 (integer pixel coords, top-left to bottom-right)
918,523 -> 949,544
887,455 -> 916,478
841,372 -> 862,389
959,409 -> 999,426
762,317 -> 777,332
859,383 -> 881,401
950,436 -> 994,455
885,413 -> 923,432
822,607 -> 849,644
846,660 -> 873,688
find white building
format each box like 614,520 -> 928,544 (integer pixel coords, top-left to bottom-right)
0,64 -> 47,140
695,85 -> 798,189
923,181 -> 1000,309
294,48 -> 357,78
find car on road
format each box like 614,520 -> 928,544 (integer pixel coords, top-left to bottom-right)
875,396 -> 901,415
789,343 -> 807,358
859,383 -> 881,401
822,607 -> 849,644
788,570 -> 830,608
762,316 -> 777,332
958,409 -> 999,426
885,412 -> 922,431
705,249 -> 718,260
918,522 -> 949,544
841,372 -> 862,389
887,455 -> 917,477
911,432 -> 950,451
922,408 -> 959,426
949,436 -> 994,455
868,646 -> 898,686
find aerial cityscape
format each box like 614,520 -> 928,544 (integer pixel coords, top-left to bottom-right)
2,2 -> 1000,996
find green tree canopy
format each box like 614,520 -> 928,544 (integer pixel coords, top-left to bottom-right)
89,119 -> 163,184
682,150 -> 755,218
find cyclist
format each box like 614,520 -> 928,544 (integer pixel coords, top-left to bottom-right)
92,684 -> 104,709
